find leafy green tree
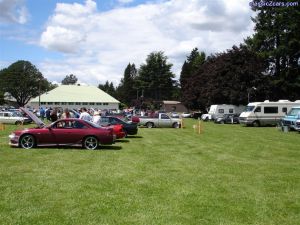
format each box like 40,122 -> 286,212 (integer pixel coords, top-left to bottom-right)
0,60 -> 51,106
138,51 -> 175,101
246,0 -> 300,100
184,45 -> 269,110
61,74 -> 78,85
0,91 -> 4,105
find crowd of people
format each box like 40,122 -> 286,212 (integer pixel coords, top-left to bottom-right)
34,107 -> 134,126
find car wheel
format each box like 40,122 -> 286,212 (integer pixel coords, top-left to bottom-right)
252,121 -> 260,127
20,134 -> 35,149
172,122 -> 179,128
146,122 -> 154,128
83,136 -> 98,150
15,121 -> 22,125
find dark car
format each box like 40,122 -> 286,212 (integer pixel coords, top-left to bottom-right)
9,108 -> 116,150
99,116 -> 138,136
214,114 -> 240,124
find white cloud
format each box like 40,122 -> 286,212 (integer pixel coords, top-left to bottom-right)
0,0 -> 29,24
117,0 -> 135,4
39,0 -> 255,85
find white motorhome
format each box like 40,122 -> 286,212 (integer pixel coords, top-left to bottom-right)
201,104 -> 245,121
239,100 -> 300,126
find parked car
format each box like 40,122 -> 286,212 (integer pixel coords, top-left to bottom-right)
0,111 -> 31,125
101,123 -> 126,139
295,119 -> 300,132
181,112 -> 191,118
214,114 -> 240,124
9,108 -> 116,150
281,106 -> 300,130
138,113 -> 181,128
99,116 -> 138,136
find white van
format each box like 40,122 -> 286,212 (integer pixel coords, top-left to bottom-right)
201,104 -> 245,121
239,100 -> 300,126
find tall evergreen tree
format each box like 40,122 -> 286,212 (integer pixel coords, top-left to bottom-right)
138,51 -> 175,101
180,48 -> 206,109
98,81 -> 116,98
246,0 -> 300,100
116,63 -> 137,105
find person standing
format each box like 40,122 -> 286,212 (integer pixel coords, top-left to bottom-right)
39,107 -> 45,120
61,108 -> 72,119
92,111 -> 101,125
50,109 -> 58,122
79,107 -> 92,121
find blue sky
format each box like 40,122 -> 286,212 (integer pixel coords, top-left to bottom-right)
0,0 -> 255,85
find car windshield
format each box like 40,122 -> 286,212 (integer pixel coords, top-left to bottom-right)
246,106 -> 255,112
287,108 -> 300,117
12,111 -> 22,117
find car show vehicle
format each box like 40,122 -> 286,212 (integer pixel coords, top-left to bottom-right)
239,100 -> 300,127
214,114 -> 240,124
9,108 -> 115,150
0,111 -> 31,125
99,116 -> 138,136
138,113 -> 181,128
201,104 -> 245,121
281,106 -> 300,130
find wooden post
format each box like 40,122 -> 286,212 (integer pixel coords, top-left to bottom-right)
181,117 -> 184,129
198,119 -> 201,134
0,123 -> 5,131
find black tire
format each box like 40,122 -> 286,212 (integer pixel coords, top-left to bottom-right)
15,121 -> 22,125
172,122 -> 179,128
83,136 -> 98,150
146,122 -> 154,128
19,134 -> 35,149
252,121 -> 260,127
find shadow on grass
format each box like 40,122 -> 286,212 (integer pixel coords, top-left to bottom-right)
126,135 -> 143,139
116,139 -> 130,143
14,145 -> 123,151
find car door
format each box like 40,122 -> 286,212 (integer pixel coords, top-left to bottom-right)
50,120 -> 86,145
159,114 -> 172,127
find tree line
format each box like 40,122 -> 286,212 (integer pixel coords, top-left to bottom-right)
1,2 -> 299,109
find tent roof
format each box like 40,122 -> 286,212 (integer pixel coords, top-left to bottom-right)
30,85 -> 120,103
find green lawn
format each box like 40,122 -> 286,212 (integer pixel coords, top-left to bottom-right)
0,120 -> 299,225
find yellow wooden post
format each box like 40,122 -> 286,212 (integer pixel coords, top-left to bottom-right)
181,117 -> 184,129
198,119 -> 201,134
0,123 -> 5,131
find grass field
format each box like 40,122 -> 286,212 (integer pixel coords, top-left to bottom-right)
0,120 -> 299,225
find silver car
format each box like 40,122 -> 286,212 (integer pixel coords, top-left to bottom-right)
0,111 -> 30,125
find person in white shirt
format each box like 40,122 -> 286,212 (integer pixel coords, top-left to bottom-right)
79,107 -> 92,121
92,111 -> 101,125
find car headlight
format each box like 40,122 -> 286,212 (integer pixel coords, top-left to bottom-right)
9,133 -> 16,139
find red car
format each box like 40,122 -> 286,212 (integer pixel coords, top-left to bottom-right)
103,124 -> 125,139
9,108 -> 116,150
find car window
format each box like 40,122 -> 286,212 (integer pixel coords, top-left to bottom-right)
72,121 -> 87,129
161,114 -> 170,119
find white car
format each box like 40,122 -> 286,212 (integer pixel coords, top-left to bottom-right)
181,112 -> 191,118
0,111 -> 30,125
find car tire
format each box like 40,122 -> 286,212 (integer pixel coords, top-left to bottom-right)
172,122 -> 179,128
146,122 -> 154,128
83,136 -> 98,150
19,134 -> 35,149
252,121 -> 260,127
15,121 -> 22,125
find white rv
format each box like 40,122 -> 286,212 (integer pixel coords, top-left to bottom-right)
201,104 -> 245,121
239,100 -> 300,126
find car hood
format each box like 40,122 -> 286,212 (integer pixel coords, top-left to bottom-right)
20,107 -> 45,128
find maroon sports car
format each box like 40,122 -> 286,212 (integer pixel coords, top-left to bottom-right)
9,108 -> 116,150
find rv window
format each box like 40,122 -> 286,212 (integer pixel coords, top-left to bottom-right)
254,107 -> 261,112
218,109 -> 224,113
229,109 -> 234,113
282,107 -> 287,113
264,107 -> 278,114
246,106 -> 255,112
